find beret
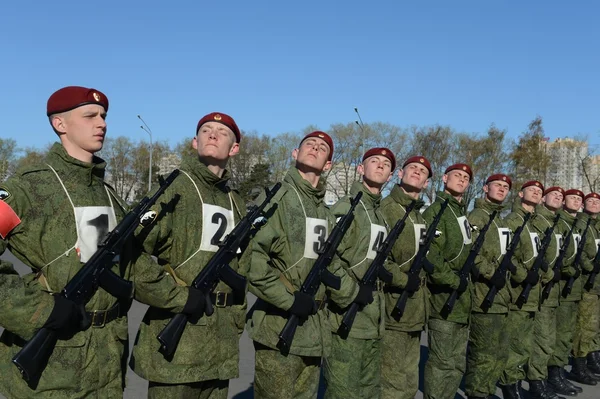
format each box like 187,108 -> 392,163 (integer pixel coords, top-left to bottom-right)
445,163 -> 472,179
300,131 -> 334,161
564,189 -> 584,199
486,173 -> 512,189
363,147 -> 396,170
402,156 -> 432,177
47,86 -> 108,116
543,186 -> 564,196
196,112 -> 241,142
521,180 -> 544,192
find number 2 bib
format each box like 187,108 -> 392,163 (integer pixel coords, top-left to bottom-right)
200,203 -> 236,252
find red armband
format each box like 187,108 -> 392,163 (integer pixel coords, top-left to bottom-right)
0,200 -> 21,239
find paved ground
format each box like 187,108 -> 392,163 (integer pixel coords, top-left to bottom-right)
2,251 -> 600,398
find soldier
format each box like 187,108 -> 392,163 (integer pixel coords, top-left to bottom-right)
246,131 -> 358,399
528,186 -> 569,398
423,163 -> 474,399
129,112 -> 249,398
464,174 -> 513,399
324,147 -> 396,399
0,86 -> 192,398
498,180 -> 543,399
379,156 -> 432,399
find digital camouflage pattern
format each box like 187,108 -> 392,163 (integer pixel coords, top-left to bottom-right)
130,155 -> 249,385
550,301 -> 579,367
0,143 -> 188,398
556,209 -> 582,302
499,310 -> 535,385
528,306 -> 557,380
147,379 -> 228,399
532,204 -> 561,308
380,330 -> 421,399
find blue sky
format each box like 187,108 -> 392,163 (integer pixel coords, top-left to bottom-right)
2,1 -> 598,151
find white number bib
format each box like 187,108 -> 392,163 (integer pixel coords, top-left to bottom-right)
529,232 -> 540,257
367,224 -> 387,260
414,224 -> 427,252
573,234 -> 582,250
304,217 -> 328,259
498,228 -> 511,255
595,239 -> 600,251
200,204 -> 236,253
75,206 -> 117,262
457,216 -> 472,245
555,234 -> 563,258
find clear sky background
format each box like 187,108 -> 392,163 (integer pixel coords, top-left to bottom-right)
1,0 -> 598,152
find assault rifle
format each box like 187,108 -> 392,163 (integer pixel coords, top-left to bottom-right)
584,240 -> 600,291
277,191 -> 362,355
516,213 -> 560,308
157,182 -> 282,357
337,200 -> 417,338
391,198 -> 450,321
481,212 -> 532,311
563,217 -> 593,297
542,217 -> 578,302
442,210 -> 498,316
13,169 -> 181,383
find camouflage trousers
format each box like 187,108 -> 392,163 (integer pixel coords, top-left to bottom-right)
323,334 -> 381,399
147,379 -> 228,399
423,318 -> 469,399
381,330 -> 421,399
549,301 -> 578,367
253,342 -> 321,399
528,306 -> 557,380
499,310 -> 535,385
573,292 -> 600,357
465,312 -> 509,397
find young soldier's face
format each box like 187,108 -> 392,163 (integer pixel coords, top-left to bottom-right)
564,195 -> 582,212
398,162 -> 429,191
52,104 -> 107,155
292,137 -> 332,172
193,121 -> 239,161
585,197 -> 600,215
484,180 -> 510,203
359,155 -> 393,186
520,186 -> 543,204
544,191 -> 564,210
443,170 -> 470,195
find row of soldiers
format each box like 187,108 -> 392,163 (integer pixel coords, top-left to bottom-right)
0,85 -> 599,399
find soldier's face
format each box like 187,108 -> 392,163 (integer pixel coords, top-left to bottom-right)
359,155 -> 393,186
52,104 -> 107,155
292,138 -> 332,172
520,186 -> 543,204
564,195 -> 582,212
193,121 -> 239,161
585,197 -> 600,214
484,181 -> 510,203
399,162 -> 429,190
544,191 -> 564,210
443,170 -> 470,195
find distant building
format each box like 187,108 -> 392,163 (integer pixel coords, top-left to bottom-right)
324,163 -> 358,205
544,137 -> 587,191
157,152 -> 181,176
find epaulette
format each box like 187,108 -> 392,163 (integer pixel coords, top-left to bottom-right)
15,163 -> 51,177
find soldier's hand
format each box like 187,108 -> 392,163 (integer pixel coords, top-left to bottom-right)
182,287 -> 207,317
404,273 -> 421,293
423,258 -> 435,274
489,270 -> 506,290
506,261 -> 517,275
524,269 -> 539,285
457,277 -> 468,294
353,284 -> 374,306
289,292 -> 318,318
43,295 -> 84,333
552,269 -> 561,283
573,267 -> 581,280
540,261 -> 550,273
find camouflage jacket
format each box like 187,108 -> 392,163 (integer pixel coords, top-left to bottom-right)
576,212 -> 600,296
556,209 -> 582,302
0,143 -> 187,398
424,191 -> 473,324
468,198 -> 511,314
379,184 -> 429,332
130,155 -> 249,384
246,167 -> 357,357
532,204 -> 561,308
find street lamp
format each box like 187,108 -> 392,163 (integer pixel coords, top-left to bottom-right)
354,107 -> 366,156
137,115 -> 153,191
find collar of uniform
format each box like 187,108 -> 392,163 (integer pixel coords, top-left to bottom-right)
436,190 -> 465,210
47,142 -> 107,186
511,200 -> 535,219
557,208 -> 576,223
350,181 -> 381,208
181,155 -> 231,189
474,197 -> 505,213
536,203 -> 556,219
577,210 -> 590,223
284,166 -> 326,204
389,184 -> 425,209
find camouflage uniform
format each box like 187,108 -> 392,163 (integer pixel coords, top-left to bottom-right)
527,204 -> 560,382
130,156 -> 249,398
464,198 -> 511,398
422,191 -> 473,399
379,184 -> 429,399
246,167 -> 357,399
324,182 -> 386,399
499,202 -> 539,386
0,143 -> 188,398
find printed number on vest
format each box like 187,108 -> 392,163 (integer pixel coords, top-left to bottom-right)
555,234 -> 563,258
529,232 -> 539,257
367,224 -> 387,260
414,224 -> 426,252
201,204 -> 237,253
304,217 -> 328,259
498,228 -> 510,255
457,216 -> 473,245
75,206 -> 117,263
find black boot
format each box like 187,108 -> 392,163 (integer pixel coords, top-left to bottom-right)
542,379 -> 567,399
569,357 -> 598,385
560,366 -> 583,393
529,380 -> 549,398
547,366 -> 578,396
587,351 -> 600,374
500,383 -> 523,399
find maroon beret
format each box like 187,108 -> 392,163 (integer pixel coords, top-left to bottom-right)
445,163 -> 473,179
565,189 -> 584,199
362,147 -> 396,170
47,86 -> 108,116
485,173 -> 512,189
521,180 -> 544,192
585,192 -> 600,201
402,155 -> 432,177
544,186 -> 564,196
300,131 -> 334,161
196,112 -> 241,143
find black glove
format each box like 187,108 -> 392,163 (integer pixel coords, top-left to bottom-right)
540,261 -> 549,273
183,287 -> 207,317
43,295 -> 85,333
457,277 -> 468,294
404,273 -> 421,293
552,269 -> 561,283
423,258 -> 435,274
289,291 -> 318,318
489,270 -> 506,290
573,267 -> 581,280
353,284 -> 374,306
524,269 -> 539,285
506,261 -> 517,275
